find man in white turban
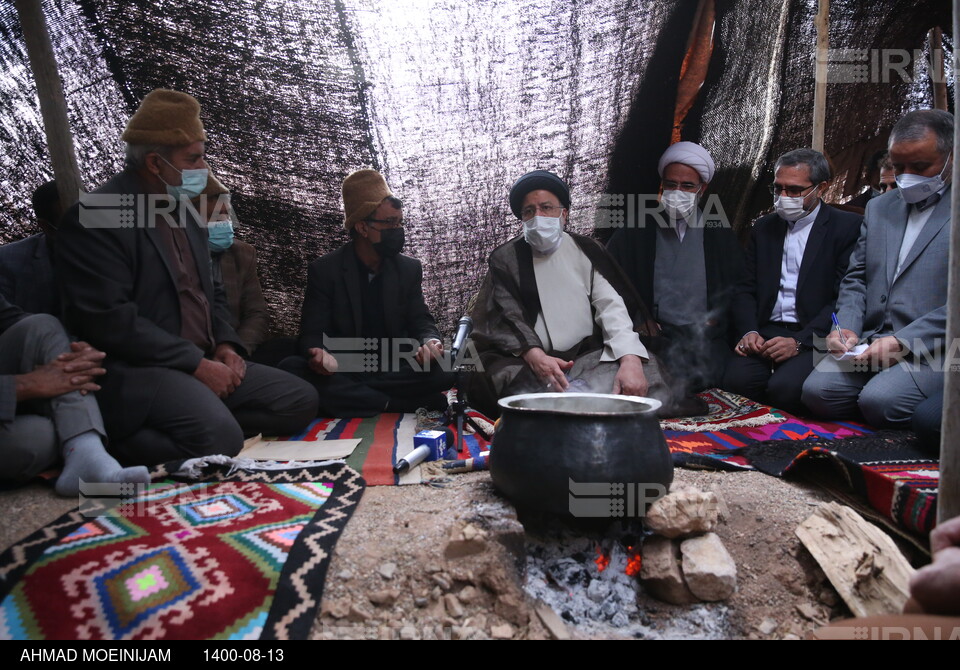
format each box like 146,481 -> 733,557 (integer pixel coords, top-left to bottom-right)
606,141 -> 744,393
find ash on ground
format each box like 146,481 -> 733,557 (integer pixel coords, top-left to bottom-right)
522,521 -> 734,639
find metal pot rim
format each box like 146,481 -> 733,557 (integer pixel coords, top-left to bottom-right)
497,392 -> 662,416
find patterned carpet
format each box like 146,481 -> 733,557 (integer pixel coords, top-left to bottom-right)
665,415 -> 874,470
285,413 -> 491,485
660,392 -> 938,535
0,460 -> 364,640
735,431 -> 938,535
660,388 -> 787,432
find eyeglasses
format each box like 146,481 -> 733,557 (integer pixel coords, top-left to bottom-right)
521,204 -> 564,220
769,183 -> 817,198
660,179 -> 702,192
366,217 -> 403,229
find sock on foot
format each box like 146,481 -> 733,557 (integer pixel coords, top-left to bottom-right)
55,431 -> 151,497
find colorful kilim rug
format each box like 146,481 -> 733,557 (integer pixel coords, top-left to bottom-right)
285,413 -> 492,485
660,388 -> 786,432
735,431 -> 938,535
0,461 -> 364,640
288,395 -> 870,478
665,414 -> 874,470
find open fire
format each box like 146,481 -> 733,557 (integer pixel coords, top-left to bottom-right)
594,544 -> 642,578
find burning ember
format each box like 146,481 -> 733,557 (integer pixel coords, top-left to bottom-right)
523,519 -> 732,637
624,546 -> 642,577
596,544 -> 641,577
594,546 -> 610,573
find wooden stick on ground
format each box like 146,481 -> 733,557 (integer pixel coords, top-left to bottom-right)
796,502 -> 915,618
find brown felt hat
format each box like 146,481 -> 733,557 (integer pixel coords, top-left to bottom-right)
121,89 -> 207,146
342,169 -> 392,231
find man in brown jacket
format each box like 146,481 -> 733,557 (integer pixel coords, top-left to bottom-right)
195,175 -> 271,354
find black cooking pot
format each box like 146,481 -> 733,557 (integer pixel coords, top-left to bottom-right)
490,393 -> 673,517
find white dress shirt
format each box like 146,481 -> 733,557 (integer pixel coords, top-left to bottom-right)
771,202 -> 820,324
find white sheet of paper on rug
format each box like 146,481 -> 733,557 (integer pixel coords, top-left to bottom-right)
239,434 -> 360,461
831,343 -> 869,361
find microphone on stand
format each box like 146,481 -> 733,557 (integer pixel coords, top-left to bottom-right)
447,315 -> 475,456
450,316 -> 473,364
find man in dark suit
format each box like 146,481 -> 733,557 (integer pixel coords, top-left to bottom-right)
0,181 -> 61,316
55,89 -> 318,467
283,169 -> 453,416
723,149 -> 861,414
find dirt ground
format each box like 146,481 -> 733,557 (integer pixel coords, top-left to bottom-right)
0,465 -> 929,640
310,468 -> 869,639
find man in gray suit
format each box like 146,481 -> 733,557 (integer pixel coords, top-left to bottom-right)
802,109 -> 953,428
0,295 -> 149,495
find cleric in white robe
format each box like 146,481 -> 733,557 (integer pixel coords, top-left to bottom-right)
467,170 -> 698,419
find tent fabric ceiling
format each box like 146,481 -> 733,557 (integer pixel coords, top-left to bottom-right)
0,0 -> 952,335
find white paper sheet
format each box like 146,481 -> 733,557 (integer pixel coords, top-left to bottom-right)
238,434 -> 360,461
831,343 -> 869,361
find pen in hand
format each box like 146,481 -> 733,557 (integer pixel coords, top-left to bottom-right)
831,312 -> 848,347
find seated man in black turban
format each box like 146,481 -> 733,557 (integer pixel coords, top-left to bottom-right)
467,170 -> 687,418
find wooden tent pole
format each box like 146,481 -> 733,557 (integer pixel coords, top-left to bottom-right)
941,2 -> 960,524
929,27 -> 947,112
14,0 -> 83,214
812,0 -> 829,152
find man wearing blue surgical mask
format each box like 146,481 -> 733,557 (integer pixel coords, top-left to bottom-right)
803,109 -> 953,429
196,175 -> 271,356
55,89 -> 318,468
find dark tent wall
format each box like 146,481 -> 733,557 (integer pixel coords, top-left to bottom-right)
764,0 -> 953,211
349,0 -> 675,327
0,0 -> 952,335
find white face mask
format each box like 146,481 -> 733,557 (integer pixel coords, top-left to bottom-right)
896,152 -> 952,204
523,215 -> 563,255
660,189 -> 699,221
774,188 -> 817,222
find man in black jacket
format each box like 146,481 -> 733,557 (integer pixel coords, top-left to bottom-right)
283,169 -> 453,416
0,180 -> 61,316
723,148 -> 861,414
56,89 -> 318,466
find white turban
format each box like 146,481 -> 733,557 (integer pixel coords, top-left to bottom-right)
657,141 -> 715,183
